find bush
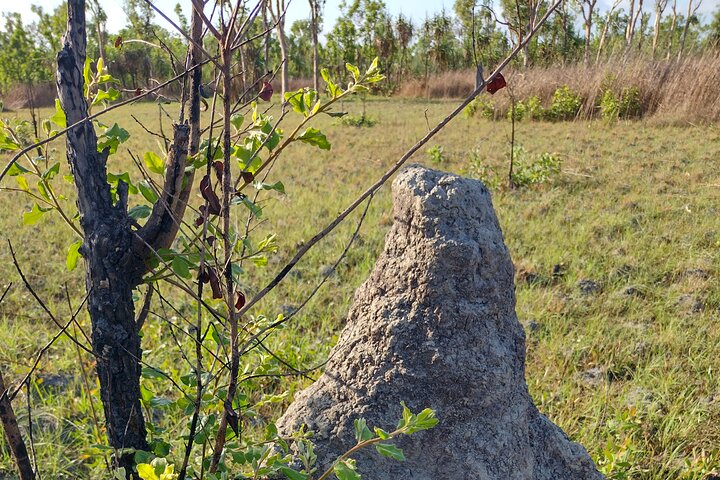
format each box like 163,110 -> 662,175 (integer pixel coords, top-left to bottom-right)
507,100 -> 527,121
525,95 -> 544,120
511,146 -> 562,187
548,86 -> 582,121
465,147 -> 501,190
427,145 -> 447,164
600,87 -> 642,121
619,87 -> 642,118
599,89 -> 620,121
464,97 -> 496,119
340,114 -> 377,127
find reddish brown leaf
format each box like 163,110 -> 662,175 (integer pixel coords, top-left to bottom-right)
198,266 -> 210,284
213,161 -> 224,182
135,88 -> 142,97
194,216 -> 203,227
258,80 -> 273,102
486,73 -> 506,95
241,171 -> 254,184
208,268 -> 222,299
235,291 -> 246,310
206,236 -> 216,246
199,174 -> 221,215
114,36 -> 123,48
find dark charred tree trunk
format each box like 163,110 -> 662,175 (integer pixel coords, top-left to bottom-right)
56,1 -> 198,476
0,369 -> 35,480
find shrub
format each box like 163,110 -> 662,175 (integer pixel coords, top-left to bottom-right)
427,145 -> 447,164
507,100 -> 527,121
341,114 -> 377,127
619,87 -> 642,118
465,147 -> 501,190
511,146 -> 562,187
600,87 -> 642,121
464,97 -> 496,119
548,86 -> 582,121
525,95 -> 544,120
600,89 -> 620,121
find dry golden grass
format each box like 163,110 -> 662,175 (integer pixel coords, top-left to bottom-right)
397,54 -> 720,123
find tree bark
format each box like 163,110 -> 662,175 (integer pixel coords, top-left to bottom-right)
57,1 -> 197,476
652,0 -> 667,59
677,0 -> 699,60
309,0 -> 321,92
665,0 -> 677,59
269,0 -> 289,96
0,370 -> 35,480
581,0 -> 598,64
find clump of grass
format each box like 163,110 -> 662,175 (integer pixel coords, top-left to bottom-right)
398,54 -> 720,123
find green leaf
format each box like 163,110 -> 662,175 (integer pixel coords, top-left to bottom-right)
321,68 -> 343,98
92,87 -> 120,105
284,89 -> 308,115
136,463 -> 159,480
83,57 -> 93,90
298,127 -> 330,150
366,57 -> 379,76
144,152 -> 165,175
346,63 -> 361,82
354,418 -> 373,443
171,255 -> 192,279
230,113 -> 244,130
235,195 -> 262,218
138,181 -> 159,203
129,205 -> 151,220
253,180 -> 285,193
374,427 -> 391,440
333,459 -> 361,480
23,203 -> 51,225
15,175 -> 29,191
278,467 -> 309,480
37,181 -> 51,202
50,99 -> 66,128
0,132 -> 20,151
42,162 -> 60,180
375,443 -> 405,461
66,240 -> 82,271
104,123 -> 130,143
5,162 -> 29,176
141,367 -> 165,379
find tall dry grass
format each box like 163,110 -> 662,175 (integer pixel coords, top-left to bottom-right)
396,54 -> 720,123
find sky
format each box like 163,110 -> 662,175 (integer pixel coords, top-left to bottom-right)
1,0 -> 717,35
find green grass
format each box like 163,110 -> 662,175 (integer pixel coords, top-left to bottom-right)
1,97 -> 719,478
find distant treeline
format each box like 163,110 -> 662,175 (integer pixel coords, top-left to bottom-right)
0,0 -> 719,109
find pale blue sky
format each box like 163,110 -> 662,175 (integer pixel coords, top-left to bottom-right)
1,0 -> 717,35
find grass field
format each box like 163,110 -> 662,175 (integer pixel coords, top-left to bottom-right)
0,97 -> 719,479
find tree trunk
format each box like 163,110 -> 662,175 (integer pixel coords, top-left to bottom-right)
277,25 -> 289,96
310,0 -> 320,93
666,0 -> 677,59
677,0 -> 695,60
57,1 -> 197,476
0,369 -> 35,480
57,4 -> 148,473
652,0 -> 666,59
626,0 -> 636,48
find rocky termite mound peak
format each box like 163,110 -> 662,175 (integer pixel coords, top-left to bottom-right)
277,164 -> 604,479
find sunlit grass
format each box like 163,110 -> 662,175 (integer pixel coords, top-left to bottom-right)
0,97 -> 719,478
